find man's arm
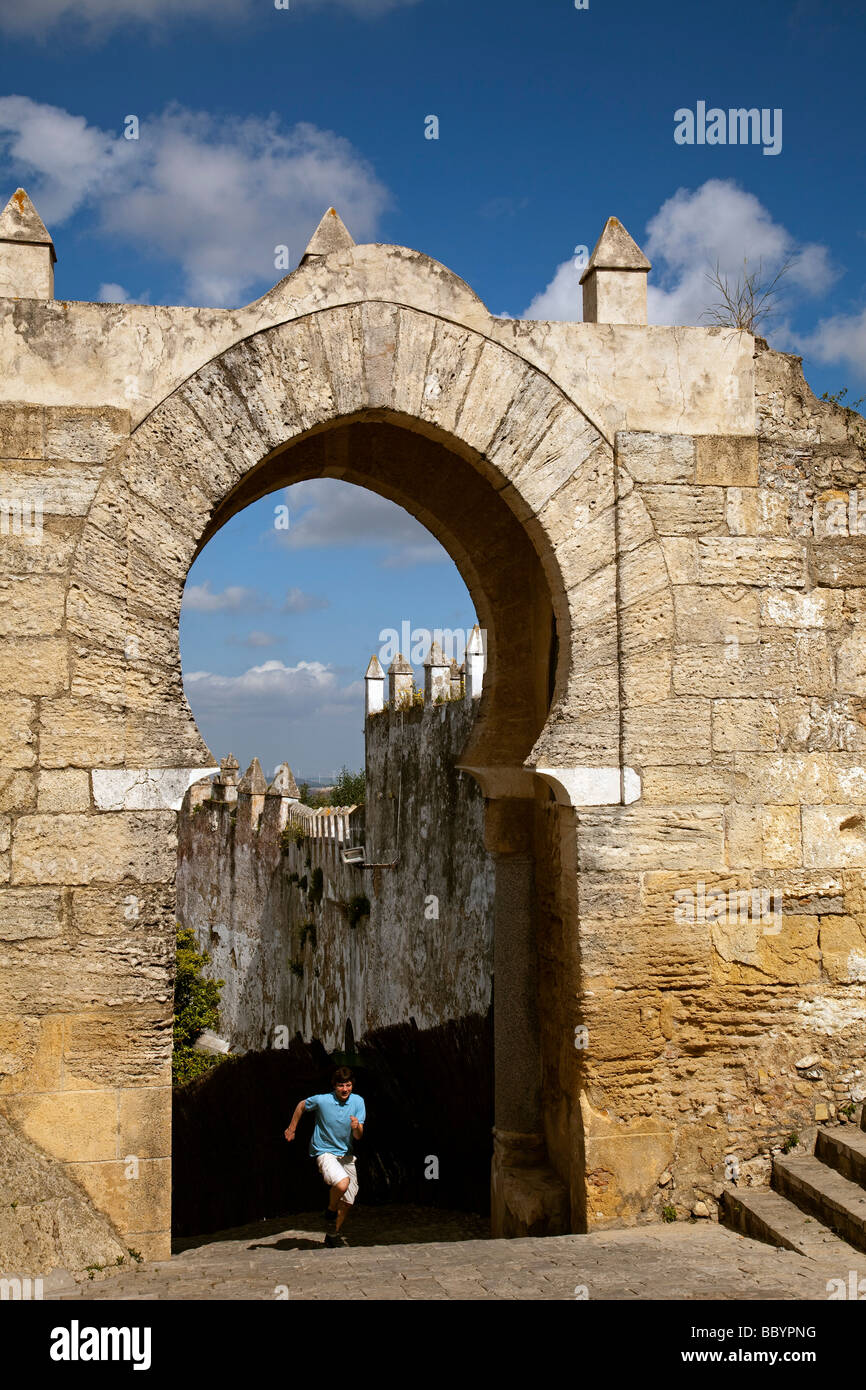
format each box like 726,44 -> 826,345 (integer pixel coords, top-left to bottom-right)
284,1098 -> 309,1142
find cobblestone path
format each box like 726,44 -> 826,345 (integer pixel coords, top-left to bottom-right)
45,1205 -> 866,1301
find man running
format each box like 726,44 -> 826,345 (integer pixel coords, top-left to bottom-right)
285,1066 -> 365,1247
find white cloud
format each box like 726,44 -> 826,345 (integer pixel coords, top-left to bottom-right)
0,0 -> 419,39
226,630 -> 279,648
185,659 -> 357,719
520,181 -> 839,330
0,98 -> 390,306
644,180 -> 837,328
183,581 -> 268,613
282,587 -> 330,613
97,283 -> 130,303
795,305 -> 866,386
521,257 -> 584,322
278,479 -> 448,567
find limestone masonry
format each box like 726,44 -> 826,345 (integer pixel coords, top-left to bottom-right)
1,189 -> 865,1270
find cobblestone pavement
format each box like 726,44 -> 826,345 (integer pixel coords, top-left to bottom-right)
45,1205 -> 866,1301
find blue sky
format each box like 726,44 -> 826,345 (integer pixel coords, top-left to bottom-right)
2,0 -> 864,775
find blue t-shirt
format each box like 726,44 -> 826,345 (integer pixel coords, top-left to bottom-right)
304,1091 -> 366,1158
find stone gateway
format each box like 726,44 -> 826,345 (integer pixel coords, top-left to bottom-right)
1,191 -> 864,1268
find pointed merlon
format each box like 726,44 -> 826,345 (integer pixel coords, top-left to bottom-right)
365,654 -> 385,679
0,189 -> 55,252
268,762 -> 300,798
299,207 -> 355,265
424,641 -> 448,668
0,188 -> 56,300
389,654 -> 413,674
238,757 -> 268,795
579,217 -> 651,284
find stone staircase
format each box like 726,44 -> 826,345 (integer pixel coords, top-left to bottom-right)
721,1109 -> 866,1260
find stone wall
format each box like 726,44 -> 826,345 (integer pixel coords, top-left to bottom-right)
566,345 -> 866,1225
176,695 -> 494,1053
1,190 -> 865,1263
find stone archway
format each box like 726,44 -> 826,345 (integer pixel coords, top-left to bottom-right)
35,301 -> 629,1254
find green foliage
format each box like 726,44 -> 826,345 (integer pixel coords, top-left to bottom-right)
299,921 -> 318,950
127,1247 -> 143,1263
280,825 -> 306,853
330,765 -> 366,804
298,780 -> 311,803
781,1133 -> 799,1154
347,894 -> 371,929
661,1204 -> 677,1223
309,866 -> 324,905
172,925 -> 226,1088
821,387 -> 864,410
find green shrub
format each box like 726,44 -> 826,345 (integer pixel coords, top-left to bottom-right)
172,926 -> 226,1088
662,1204 -> 677,1223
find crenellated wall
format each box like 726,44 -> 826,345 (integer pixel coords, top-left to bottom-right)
176,683 -> 494,1053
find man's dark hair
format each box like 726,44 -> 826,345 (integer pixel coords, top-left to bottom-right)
332,1066 -> 354,1084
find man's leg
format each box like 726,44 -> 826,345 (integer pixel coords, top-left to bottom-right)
330,1176 -> 349,1217
334,1159 -> 358,1233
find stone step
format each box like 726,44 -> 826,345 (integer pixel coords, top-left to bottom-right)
816,1127 -> 866,1190
720,1185 -> 859,1260
773,1154 -> 866,1253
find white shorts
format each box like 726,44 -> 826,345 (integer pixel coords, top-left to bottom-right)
316,1153 -> 359,1205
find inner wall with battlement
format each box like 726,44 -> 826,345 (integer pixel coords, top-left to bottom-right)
176,668 -> 494,1052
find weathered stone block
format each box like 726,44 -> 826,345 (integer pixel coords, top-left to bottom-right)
0,576 -> 65,638
803,806 -> 866,867
695,435 -> 758,486
712,699 -> 779,751
0,887 -> 62,939
761,805 -> 801,869
809,540 -> 866,587
37,769 -> 91,812
0,638 -> 68,695
617,432 -> 695,484
640,764 -> 732,802
578,805 -> 725,872
760,588 -> 844,628
11,812 -> 177,886
623,698 -> 712,765
733,753 -> 828,804
641,484 -> 725,534
673,585 -> 759,643
819,915 -> 866,984
0,462 -> 101,515
0,696 -> 36,768
698,536 -> 806,587
118,1085 -> 172,1160
5,1089 -> 119,1162
67,1156 -> 171,1236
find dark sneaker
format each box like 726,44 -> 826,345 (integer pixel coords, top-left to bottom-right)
324,1232 -> 346,1248
323,1208 -> 337,1224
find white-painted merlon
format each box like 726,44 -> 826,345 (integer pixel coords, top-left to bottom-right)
92,767 -> 219,811
534,766 -> 642,807
466,624 -> 485,700
365,654 -> 385,716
